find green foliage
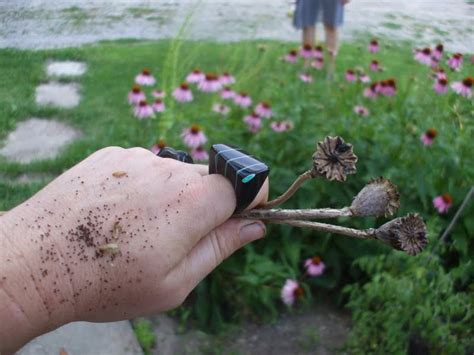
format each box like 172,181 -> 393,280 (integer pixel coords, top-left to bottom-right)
132,318 -> 156,355
0,39 -> 472,335
344,222 -> 474,353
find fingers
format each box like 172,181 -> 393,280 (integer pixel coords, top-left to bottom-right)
165,218 -> 266,293
245,177 -> 269,210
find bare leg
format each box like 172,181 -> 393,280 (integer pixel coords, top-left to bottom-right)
303,25 -> 315,47
302,26 -> 316,66
325,25 -> 339,80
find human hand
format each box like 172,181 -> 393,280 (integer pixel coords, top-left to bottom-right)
0,147 -> 268,352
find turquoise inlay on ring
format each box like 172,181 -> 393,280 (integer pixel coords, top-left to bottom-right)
241,174 -> 256,183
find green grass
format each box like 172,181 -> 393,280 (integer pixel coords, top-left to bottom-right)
0,39 -> 473,343
382,22 -> 402,30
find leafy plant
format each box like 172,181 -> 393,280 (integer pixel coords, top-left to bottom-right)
132,318 -> 156,355
344,222 -> 474,354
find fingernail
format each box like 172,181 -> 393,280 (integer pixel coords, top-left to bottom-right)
239,221 -> 266,245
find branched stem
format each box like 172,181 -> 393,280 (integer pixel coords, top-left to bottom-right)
236,207 -> 353,220
269,219 -> 377,240
260,169 -> 318,209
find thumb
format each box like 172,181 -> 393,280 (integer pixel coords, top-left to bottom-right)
166,219 -> 266,292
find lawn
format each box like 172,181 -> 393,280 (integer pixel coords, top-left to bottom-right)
0,38 -> 473,352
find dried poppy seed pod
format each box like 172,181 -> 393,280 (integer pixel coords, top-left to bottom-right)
312,136 -> 358,182
375,213 -> 428,255
350,177 -> 400,217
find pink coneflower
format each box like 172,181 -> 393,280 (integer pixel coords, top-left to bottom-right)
299,72 -> 313,83
353,105 -> 369,116
300,43 -> 314,58
281,279 -> 304,306
191,146 -> 209,161
152,89 -> 166,98
135,68 -> 156,86
304,256 -> 326,277
243,112 -> 262,133
414,48 -> 432,66
220,87 -> 236,100
255,101 -> 272,118
433,193 -> 453,214
212,103 -> 230,116
420,128 -> 437,146
451,77 -> 473,98
314,45 -> 324,59
284,49 -> 298,63
364,83 -> 378,99
134,100 -> 154,119
244,112 -> 262,133
368,39 -> 379,53
432,44 -> 444,61
173,82 -> 193,102
270,120 -> 294,132
345,69 -> 357,82
186,68 -> 205,83
234,92 -> 252,107
433,68 -> 447,80
433,78 -> 449,94
152,99 -> 165,112
447,53 -> 463,71
219,72 -> 236,85
359,74 -> 371,83
150,139 -> 166,155
128,84 -> 146,104
311,58 -> 324,70
379,78 -> 397,97
182,124 -> 207,148
370,60 -> 380,72
198,73 -> 222,92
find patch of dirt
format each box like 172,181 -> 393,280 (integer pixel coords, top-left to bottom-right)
148,303 -> 351,355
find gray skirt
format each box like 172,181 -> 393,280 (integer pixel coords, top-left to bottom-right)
294,0 -> 344,29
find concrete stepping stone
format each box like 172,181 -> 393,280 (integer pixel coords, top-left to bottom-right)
36,82 -> 81,108
0,118 -> 81,164
47,61 -> 87,77
18,321 -> 143,355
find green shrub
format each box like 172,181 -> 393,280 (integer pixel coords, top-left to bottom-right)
344,219 -> 474,353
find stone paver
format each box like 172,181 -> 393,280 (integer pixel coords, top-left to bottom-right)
47,61 -> 87,77
36,82 -> 81,109
0,118 -> 81,163
18,321 -> 143,355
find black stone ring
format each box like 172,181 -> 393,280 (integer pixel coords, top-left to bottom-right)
209,144 -> 269,212
156,147 -> 194,164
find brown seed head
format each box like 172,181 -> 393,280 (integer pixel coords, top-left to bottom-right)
190,124 -> 201,134
375,213 -> 428,256
350,177 -> 400,217
426,128 -> 437,139
312,136 -> 358,182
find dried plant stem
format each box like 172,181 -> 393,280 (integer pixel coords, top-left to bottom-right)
269,219 -> 376,240
440,186 -> 473,243
236,207 -> 353,220
261,169 -> 318,209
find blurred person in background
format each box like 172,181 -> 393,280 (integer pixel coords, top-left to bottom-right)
294,0 -> 350,79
